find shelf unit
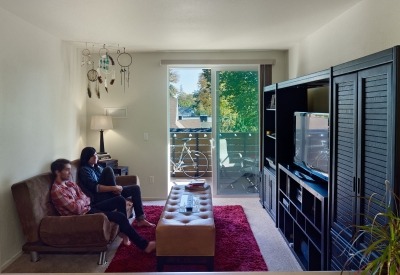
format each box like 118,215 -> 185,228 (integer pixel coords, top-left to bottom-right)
262,69 -> 330,170
263,84 -> 277,164
260,84 -> 276,209
261,70 -> 329,218
278,164 -> 328,271
262,70 -> 330,270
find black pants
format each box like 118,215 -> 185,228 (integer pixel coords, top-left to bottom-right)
87,196 -> 149,250
94,166 -> 146,221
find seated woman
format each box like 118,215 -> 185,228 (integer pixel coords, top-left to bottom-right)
78,147 -> 154,227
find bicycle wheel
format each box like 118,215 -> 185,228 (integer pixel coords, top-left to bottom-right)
181,151 -> 208,178
315,151 -> 329,171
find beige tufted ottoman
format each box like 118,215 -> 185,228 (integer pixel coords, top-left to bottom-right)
156,185 -> 215,271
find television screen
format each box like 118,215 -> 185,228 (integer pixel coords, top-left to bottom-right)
294,112 -> 329,181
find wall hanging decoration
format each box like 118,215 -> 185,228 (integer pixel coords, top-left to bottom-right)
117,48 -> 132,92
87,63 -> 100,98
81,43 -> 93,66
97,44 -> 115,93
104,107 -> 128,118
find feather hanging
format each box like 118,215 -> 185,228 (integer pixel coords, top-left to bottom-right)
97,68 -> 103,84
108,55 -> 115,66
105,76 -> 108,93
87,81 -> 92,98
110,70 -> 115,85
96,81 -> 100,99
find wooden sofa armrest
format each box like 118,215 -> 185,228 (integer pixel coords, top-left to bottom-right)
40,213 -> 112,247
116,175 -> 140,187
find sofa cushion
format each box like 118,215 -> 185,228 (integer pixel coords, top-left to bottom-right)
11,172 -> 58,242
40,214 -> 112,247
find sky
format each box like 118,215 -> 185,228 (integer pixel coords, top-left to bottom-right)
170,68 -> 204,94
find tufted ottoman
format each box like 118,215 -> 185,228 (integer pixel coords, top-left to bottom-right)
156,185 -> 215,271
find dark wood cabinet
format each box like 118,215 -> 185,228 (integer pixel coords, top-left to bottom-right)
330,49 -> 397,270
261,46 -> 400,271
262,70 -> 329,271
263,166 -> 276,221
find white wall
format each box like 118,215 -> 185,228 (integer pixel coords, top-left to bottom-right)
289,0 -> 400,78
0,7 -> 86,270
86,51 -> 288,200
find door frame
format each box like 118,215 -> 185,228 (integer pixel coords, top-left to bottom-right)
167,64 -> 261,197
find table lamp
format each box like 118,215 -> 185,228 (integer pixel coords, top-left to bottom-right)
90,115 -> 113,154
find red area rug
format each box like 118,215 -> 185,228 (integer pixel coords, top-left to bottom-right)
105,205 -> 268,272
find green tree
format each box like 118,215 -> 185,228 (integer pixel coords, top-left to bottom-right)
177,92 -> 195,107
193,69 -> 212,116
218,71 -> 258,132
169,70 -> 179,98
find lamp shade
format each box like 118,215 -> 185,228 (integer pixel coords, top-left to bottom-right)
90,115 -> 113,130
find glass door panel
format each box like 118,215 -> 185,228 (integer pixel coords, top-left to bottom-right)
213,68 -> 260,195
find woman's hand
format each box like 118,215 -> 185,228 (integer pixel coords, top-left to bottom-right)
112,185 -> 123,195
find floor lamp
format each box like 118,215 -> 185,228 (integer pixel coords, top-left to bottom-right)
91,115 -> 113,154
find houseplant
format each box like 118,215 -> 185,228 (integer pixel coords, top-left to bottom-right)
344,180 -> 400,275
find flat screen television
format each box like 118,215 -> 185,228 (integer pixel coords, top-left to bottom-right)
293,112 -> 329,182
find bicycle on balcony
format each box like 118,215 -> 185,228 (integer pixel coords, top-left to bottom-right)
170,138 -> 208,178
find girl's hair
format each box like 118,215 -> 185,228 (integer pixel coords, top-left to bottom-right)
80,147 -> 96,166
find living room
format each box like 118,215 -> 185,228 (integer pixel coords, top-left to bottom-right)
1,0 -> 400,274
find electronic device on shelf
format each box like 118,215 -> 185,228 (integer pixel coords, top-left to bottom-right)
293,170 -> 314,182
282,198 -> 289,210
296,188 -> 302,203
293,112 -> 329,182
98,153 -> 112,161
266,156 -> 276,170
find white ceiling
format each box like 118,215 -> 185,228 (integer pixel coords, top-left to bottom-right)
0,0 -> 362,51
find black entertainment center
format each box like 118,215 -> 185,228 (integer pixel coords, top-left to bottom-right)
260,46 -> 400,271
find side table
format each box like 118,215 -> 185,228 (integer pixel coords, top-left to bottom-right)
97,159 -> 129,176
113,166 -> 129,176
98,159 -> 118,168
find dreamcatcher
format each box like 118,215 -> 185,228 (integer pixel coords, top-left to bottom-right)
117,48 -> 132,92
87,63 -> 100,98
81,43 -> 93,66
97,45 -> 115,93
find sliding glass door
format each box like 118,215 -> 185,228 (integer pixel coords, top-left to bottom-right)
211,66 -> 260,195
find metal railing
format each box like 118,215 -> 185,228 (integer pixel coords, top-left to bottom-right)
169,131 -> 259,177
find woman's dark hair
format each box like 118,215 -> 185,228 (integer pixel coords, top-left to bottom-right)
80,147 -> 97,166
51,159 -> 71,177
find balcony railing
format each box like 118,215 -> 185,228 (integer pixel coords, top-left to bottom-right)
170,131 -> 259,178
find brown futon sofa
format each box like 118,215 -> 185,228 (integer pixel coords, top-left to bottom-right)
11,159 -> 138,264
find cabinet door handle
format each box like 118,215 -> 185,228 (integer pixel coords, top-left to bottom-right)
357,178 -> 361,195
353,177 -> 356,193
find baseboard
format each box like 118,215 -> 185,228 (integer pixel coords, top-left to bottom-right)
1,250 -> 22,272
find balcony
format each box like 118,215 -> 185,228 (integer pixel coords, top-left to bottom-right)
169,131 -> 259,178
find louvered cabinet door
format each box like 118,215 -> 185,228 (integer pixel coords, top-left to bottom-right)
331,73 -> 358,242
356,64 -> 392,248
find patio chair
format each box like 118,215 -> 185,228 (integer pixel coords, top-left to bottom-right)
219,138 -> 259,192
219,138 -> 243,188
